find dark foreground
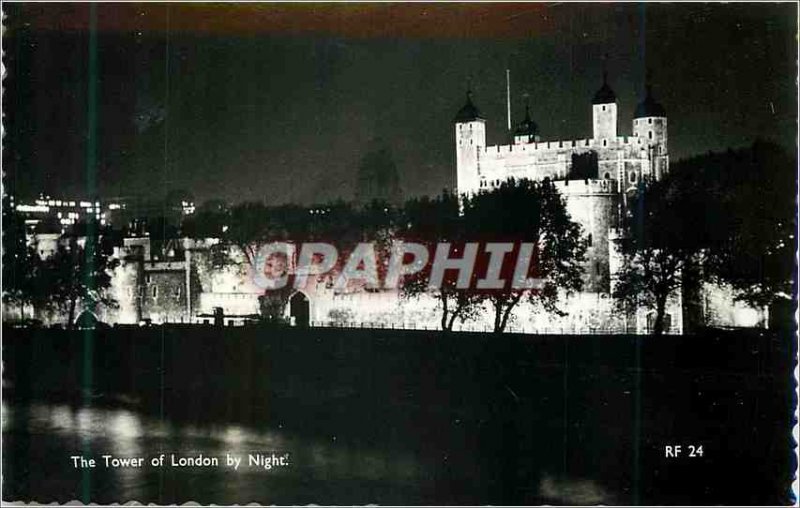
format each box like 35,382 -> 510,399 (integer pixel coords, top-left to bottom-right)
2,325 -> 795,505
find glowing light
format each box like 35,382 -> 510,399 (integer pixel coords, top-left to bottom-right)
17,204 -> 50,213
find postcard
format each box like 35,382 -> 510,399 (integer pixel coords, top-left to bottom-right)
2,2 -> 797,505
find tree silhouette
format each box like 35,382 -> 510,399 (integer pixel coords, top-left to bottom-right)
696,142 -> 796,315
41,224 -> 119,327
464,179 -> 586,332
2,198 -> 43,320
614,141 -> 796,334
399,192 -> 483,331
612,172 -> 711,336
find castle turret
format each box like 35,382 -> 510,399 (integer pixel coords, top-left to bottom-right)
633,81 -> 668,180
454,89 -> 486,195
513,96 -> 540,145
592,71 -> 618,142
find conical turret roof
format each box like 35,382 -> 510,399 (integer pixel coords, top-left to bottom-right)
592,71 -> 616,104
454,90 -> 483,122
634,85 -> 666,118
514,99 -> 538,137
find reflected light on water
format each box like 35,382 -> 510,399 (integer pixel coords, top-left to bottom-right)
49,406 -> 74,433
222,425 -> 247,445
539,473 -> 615,505
2,401 -> 11,432
107,411 -> 146,499
109,410 -> 144,440
5,401 -> 429,503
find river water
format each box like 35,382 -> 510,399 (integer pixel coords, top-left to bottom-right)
2,401 -> 435,504
2,327 -> 792,504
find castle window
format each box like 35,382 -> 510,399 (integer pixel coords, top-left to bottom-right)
648,118 -> 652,124
174,286 -> 181,298
602,105 -> 606,111
588,234 -> 593,246
152,286 -> 158,298
630,172 -> 637,182
603,139 -> 607,147
648,131 -> 653,140
146,274 -> 151,284
603,172 -> 611,179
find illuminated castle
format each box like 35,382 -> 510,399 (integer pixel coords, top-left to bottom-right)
10,70 -> 767,333
454,72 -> 668,295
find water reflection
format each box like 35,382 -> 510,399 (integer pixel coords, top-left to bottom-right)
539,473 -> 616,505
3,401 -> 430,504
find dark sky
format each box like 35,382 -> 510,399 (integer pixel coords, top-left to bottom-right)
4,3 -> 796,206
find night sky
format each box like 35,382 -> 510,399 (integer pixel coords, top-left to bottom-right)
4,3 -> 796,206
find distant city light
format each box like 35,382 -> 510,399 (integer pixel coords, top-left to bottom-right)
17,204 -> 50,213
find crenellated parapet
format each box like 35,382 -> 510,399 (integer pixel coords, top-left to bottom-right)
454,70 -> 668,198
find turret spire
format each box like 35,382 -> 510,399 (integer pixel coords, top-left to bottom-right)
454,80 -> 483,123
634,69 -> 666,118
523,92 -> 531,120
592,55 -> 616,104
514,91 -> 538,138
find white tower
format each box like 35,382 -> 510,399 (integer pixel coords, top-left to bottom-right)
592,71 -> 618,142
454,90 -> 486,196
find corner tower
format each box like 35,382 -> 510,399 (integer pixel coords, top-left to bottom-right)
633,81 -> 668,181
454,89 -> 486,195
592,71 -> 618,142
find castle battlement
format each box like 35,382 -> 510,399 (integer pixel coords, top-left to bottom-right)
486,139 -> 593,154
487,135 -> 651,156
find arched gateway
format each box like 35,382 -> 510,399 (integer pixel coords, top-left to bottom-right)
289,292 -> 310,327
